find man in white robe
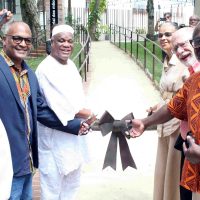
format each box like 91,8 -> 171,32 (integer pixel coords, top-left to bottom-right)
0,119 -> 13,200
36,25 -> 96,200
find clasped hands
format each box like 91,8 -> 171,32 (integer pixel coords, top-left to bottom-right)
76,108 -> 97,135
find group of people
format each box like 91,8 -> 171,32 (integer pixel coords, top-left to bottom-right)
155,12 -> 200,31
2,7 -> 200,200
0,9 -> 96,200
131,13 -> 200,200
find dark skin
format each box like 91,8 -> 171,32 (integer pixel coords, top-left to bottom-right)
129,104 -> 173,137
50,32 -> 74,65
50,30 -> 97,132
183,136 -> 200,164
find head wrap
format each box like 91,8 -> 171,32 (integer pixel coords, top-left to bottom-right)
52,25 -> 74,37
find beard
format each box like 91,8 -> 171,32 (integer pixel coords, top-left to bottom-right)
184,57 -> 197,67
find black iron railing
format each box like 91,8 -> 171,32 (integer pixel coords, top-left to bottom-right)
109,24 -> 163,87
73,25 -> 91,81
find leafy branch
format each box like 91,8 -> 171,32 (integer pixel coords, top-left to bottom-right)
88,0 -> 107,41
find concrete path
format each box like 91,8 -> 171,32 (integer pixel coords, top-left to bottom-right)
77,41 -> 161,200
33,41 -> 161,199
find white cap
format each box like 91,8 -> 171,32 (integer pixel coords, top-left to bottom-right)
52,25 -> 74,37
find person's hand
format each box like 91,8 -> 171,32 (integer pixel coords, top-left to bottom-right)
78,121 -> 90,135
78,113 -> 98,135
183,135 -> 200,164
84,113 -> 97,126
129,119 -> 145,138
0,9 -> 13,26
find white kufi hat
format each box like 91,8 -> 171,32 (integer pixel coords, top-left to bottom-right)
52,24 -> 74,37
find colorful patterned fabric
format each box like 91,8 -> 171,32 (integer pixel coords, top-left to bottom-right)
168,72 -> 200,192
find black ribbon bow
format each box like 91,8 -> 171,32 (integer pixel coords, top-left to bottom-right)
98,111 -> 137,170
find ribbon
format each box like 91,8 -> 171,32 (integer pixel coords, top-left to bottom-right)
98,111 -> 137,170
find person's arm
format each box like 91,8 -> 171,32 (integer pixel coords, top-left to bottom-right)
130,76 -> 189,138
142,104 -> 173,129
130,104 -> 173,138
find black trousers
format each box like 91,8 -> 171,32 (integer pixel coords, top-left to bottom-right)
180,150 -> 192,200
174,134 -> 192,200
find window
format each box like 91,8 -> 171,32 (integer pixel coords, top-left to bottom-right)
0,0 -> 16,14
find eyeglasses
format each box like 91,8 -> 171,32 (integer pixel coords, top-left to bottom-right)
173,40 -> 192,52
5,34 -> 33,45
190,37 -> 200,49
158,32 -> 172,38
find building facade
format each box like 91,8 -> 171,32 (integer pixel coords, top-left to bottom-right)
194,0 -> 200,16
106,0 -> 194,31
0,0 -> 21,20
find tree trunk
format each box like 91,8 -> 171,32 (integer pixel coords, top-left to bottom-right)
67,0 -> 72,25
20,0 -> 41,43
89,0 -> 100,41
146,0 -> 155,41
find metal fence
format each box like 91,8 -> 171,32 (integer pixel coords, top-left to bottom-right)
109,24 -> 163,88
66,5 -> 192,35
73,25 -> 91,81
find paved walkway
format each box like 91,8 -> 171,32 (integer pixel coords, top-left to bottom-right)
33,41 -> 161,199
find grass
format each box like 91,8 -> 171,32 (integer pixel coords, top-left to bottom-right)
26,55 -> 46,71
117,41 -> 163,82
26,42 -> 82,71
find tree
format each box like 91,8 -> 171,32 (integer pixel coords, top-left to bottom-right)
67,0 -> 72,25
88,0 -> 106,41
20,0 -> 41,43
146,0 -> 155,40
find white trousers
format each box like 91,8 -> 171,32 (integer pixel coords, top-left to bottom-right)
40,159 -> 81,200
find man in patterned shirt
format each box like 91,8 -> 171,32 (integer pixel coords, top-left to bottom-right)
129,23 -> 200,198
